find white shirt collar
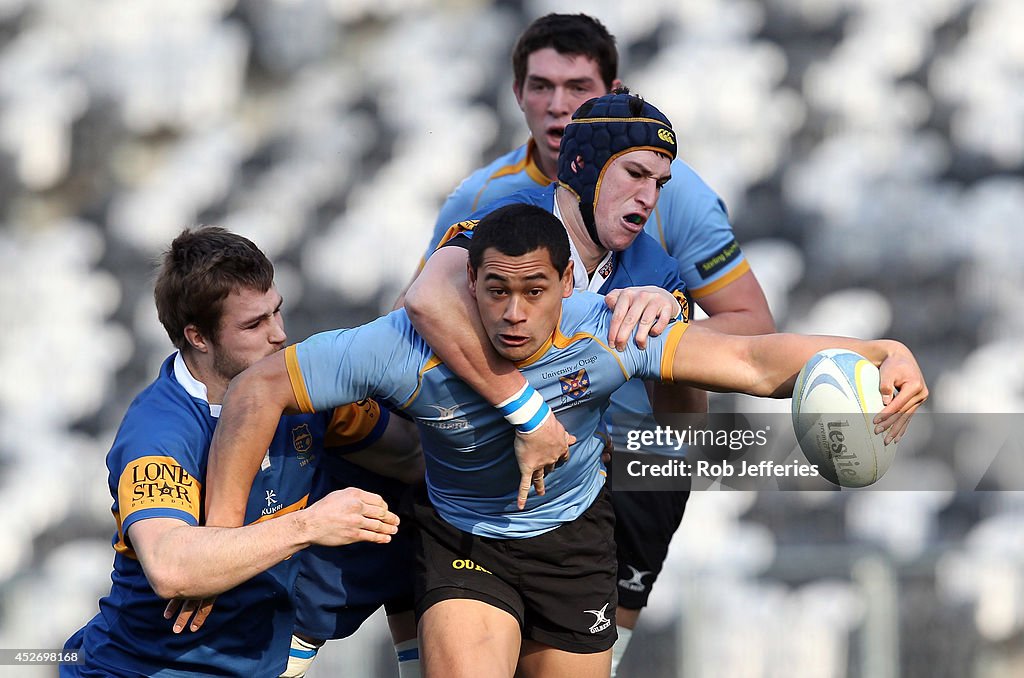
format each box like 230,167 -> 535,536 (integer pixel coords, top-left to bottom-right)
552,196 -> 613,293
173,351 -> 221,418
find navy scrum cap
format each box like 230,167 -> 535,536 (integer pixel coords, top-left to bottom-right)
557,91 -> 677,248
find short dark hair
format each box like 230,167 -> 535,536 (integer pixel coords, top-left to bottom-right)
512,13 -> 618,92
468,204 -> 571,276
154,226 -> 274,351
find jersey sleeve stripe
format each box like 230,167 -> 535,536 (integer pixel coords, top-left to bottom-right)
435,221 -> 477,249
689,259 -> 750,299
660,322 -> 691,381
400,354 -> 444,409
252,495 -> 309,523
325,401 -> 391,451
285,345 -> 316,414
116,507 -> 200,559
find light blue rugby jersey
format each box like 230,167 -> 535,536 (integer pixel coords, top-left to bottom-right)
287,292 -> 689,539
424,145 -> 750,458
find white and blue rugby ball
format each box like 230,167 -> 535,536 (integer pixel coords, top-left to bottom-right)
791,349 -> 896,487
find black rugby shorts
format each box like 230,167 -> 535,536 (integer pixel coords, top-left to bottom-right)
414,486 -> 618,653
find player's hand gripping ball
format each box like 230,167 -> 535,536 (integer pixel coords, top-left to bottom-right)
791,349 -> 897,487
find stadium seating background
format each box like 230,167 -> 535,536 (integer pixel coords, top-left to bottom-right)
1,0 -> 1022,676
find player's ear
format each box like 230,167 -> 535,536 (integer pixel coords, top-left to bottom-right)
184,324 -> 210,354
512,80 -> 525,109
610,78 -> 623,93
561,260 -> 574,298
467,259 -> 478,295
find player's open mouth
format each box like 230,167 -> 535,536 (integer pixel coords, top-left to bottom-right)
623,213 -> 646,230
546,126 -> 564,147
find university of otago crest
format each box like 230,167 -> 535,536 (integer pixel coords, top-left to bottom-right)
559,369 -> 591,400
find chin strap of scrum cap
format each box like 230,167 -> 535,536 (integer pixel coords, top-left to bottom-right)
557,91 -> 677,249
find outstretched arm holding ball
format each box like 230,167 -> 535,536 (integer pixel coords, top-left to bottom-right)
666,325 -> 928,443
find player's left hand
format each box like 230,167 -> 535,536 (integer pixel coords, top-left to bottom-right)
513,415 -> 575,510
164,596 -> 216,633
873,341 -> 929,445
604,286 -> 680,351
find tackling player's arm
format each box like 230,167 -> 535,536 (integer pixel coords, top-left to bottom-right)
392,176 -> 480,311
203,350 -> 296,529
602,286 -> 685,351
129,487 -> 398,602
665,176 -> 775,337
205,325 -> 422,526
692,269 -> 775,335
404,244 -> 575,506
667,326 -> 928,443
404,246 -> 530,406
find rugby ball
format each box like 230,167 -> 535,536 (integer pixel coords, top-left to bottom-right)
791,349 -> 896,487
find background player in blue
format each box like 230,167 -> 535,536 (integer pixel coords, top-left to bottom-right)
419,14 -> 770,329
61,227 -> 405,678
203,205 -> 928,678
405,14 -> 776,673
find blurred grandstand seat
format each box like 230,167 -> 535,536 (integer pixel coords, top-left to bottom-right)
1,1 -> 1022,676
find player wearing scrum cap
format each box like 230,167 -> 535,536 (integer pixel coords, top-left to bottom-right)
405,14 -> 774,675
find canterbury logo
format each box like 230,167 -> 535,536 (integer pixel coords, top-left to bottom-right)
658,128 -> 675,144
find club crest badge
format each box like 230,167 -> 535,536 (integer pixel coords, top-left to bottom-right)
559,369 -> 591,400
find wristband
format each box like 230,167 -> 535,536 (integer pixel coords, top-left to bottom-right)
497,383 -> 552,434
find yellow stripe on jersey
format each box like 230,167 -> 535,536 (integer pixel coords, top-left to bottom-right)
513,333 -> 556,369
476,139 -> 550,211
690,259 -> 750,299
111,509 -> 136,559
253,494 -> 309,524
286,345 -> 315,414
514,315 -> 631,380
117,455 -> 202,528
325,400 -> 382,447
659,322 -> 691,381
436,220 -> 479,250
400,354 -> 445,409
